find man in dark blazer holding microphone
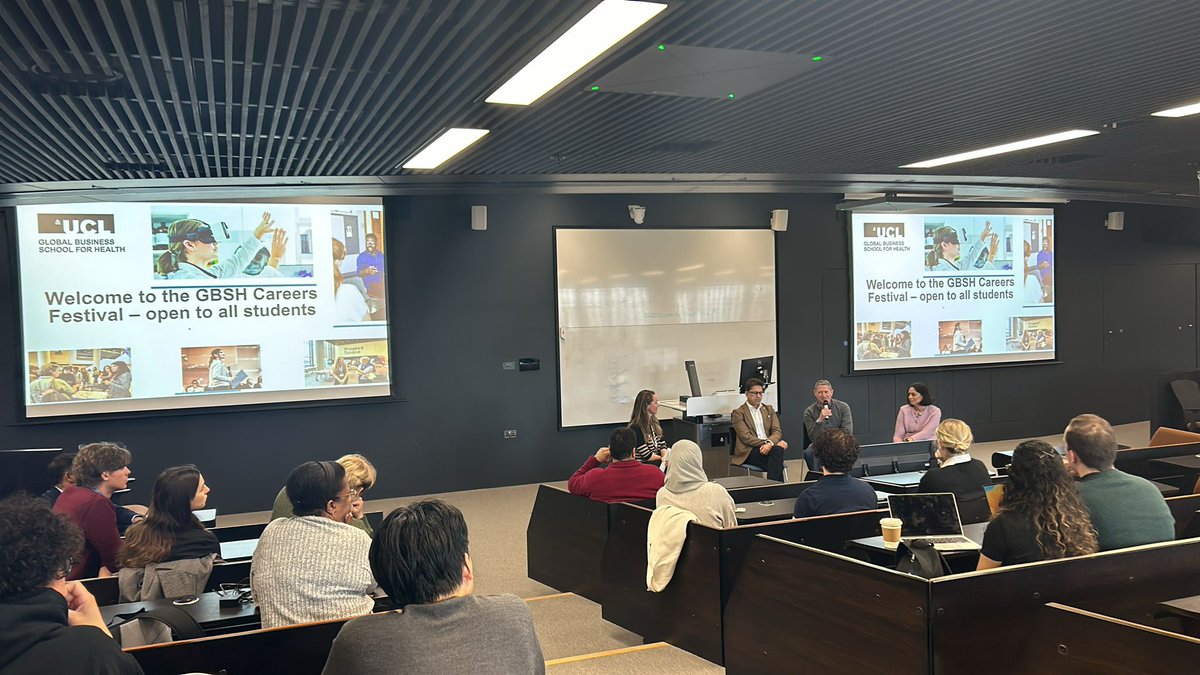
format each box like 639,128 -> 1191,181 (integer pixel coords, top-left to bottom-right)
731,378 -> 788,481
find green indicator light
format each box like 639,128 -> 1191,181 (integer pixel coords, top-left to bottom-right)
812,56 -> 823,61
590,85 -> 600,91
658,44 -> 666,51
727,92 -> 735,100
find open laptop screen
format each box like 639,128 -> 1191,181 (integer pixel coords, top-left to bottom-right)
887,493 -> 963,536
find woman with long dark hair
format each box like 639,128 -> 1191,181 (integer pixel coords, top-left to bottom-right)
977,440 -> 1098,569
628,389 -> 668,463
118,465 -> 219,599
105,360 -> 132,398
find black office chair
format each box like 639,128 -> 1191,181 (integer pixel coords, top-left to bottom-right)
1171,379 -> 1200,427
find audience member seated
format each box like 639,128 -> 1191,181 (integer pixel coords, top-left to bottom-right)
117,465 -> 220,601
977,441 -> 1098,570
252,461 -> 376,629
655,440 -> 737,528
731,378 -> 789,481
628,389 -> 669,463
43,452 -> 145,536
568,428 -> 665,503
917,419 -> 991,524
1064,414 -> 1174,550
0,495 -> 142,675
893,382 -> 942,442
53,442 -> 134,579
793,429 -> 878,518
271,453 -> 377,537
321,500 -> 545,675
39,452 -> 77,506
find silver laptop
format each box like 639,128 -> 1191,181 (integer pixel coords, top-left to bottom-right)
887,492 -> 982,552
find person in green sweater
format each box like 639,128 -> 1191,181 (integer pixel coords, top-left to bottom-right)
1064,414 -> 1174,551
271,454 -> 376,536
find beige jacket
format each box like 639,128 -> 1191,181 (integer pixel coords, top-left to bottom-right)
646,505 -> 699,592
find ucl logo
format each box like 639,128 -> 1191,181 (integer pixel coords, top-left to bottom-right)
38,213 -> 116,235
863,222 -> 905,238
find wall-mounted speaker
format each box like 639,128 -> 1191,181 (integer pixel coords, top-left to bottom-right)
471,205 -> 487,231
770,209 -> 788,232
1105,211 -> 1125,231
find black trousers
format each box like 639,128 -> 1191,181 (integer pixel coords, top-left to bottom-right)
741,444 -> 787,482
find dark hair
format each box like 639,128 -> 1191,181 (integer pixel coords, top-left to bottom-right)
628,389 -> 663,440
812,428 -> 860,474
1000,440 -> 1098,558
926,226 -> 959,267
1064,414 -> 1117,470
46,452 -> 76,486
744,377 -> 765,391
370,500 -> 469,606
72,442 -> 132,488
908,382 -> 934,406
609,427 -> 637,460
285,461 -> 346,517
120,466 -> 206,568
0,495 -> 83,598
209,348 -> 224,364
156,219 -> 209,275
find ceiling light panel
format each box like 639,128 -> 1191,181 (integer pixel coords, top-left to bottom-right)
486,0 -> 667,106
900,129 -> 1099,169
401,128 -> 490,170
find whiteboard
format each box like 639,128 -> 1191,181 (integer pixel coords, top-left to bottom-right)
556,229 -> 778,427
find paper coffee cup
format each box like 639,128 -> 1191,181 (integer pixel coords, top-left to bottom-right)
880,517 -> 903,549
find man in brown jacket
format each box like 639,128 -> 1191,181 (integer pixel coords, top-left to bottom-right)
730,378 -> 788,481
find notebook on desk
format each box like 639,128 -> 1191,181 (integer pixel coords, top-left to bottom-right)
887,493 -> 982,552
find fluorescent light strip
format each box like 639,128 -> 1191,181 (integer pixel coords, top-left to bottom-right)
401,128 -> 490,170
485,0 -> 667,106
900,129 -> 1099,169
1152,101 -> 1200,118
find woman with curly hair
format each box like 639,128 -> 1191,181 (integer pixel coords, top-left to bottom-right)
977,440 -> 1098,570
118,466 -> 219,601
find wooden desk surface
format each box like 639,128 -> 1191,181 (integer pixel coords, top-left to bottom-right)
1148,479 -> 1183,498
101,591 -> 259,635
1155,595 -> 1200,622
715,475 -> 776,489
863,471 -> 926,490
845,522 -> 989,560
1147,455 -> 1200,471
736,497 -> 798,524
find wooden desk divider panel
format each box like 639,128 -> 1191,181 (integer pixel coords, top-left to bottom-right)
1021,603 -> 1200,673
600,503 -> 886,665
723,535 -> 930,675
525,484 -> 613,602
927,538 -> 1200,674
1165,494 -> 1200,537
126,615 -> 351,675
1113,441 -> 1200,480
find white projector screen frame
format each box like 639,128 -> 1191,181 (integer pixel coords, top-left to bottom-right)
848,207 -> 1056,373
556,228 -> 778,428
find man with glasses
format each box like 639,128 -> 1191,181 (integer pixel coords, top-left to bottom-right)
252,461 -> 376,629
731,378 -> 789,481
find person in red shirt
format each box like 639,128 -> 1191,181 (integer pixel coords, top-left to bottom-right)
568,428 -> 664,503
52,442 -> 133,579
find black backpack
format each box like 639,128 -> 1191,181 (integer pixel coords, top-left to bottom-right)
895,539 -> 950,578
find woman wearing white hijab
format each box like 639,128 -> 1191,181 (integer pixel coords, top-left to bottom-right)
655,440 -> 738,528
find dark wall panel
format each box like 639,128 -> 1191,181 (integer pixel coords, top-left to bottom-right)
1,195 -> 1199,512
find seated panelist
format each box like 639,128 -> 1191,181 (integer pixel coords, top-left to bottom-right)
731,378 -> 788,482
893,382 -> 941,442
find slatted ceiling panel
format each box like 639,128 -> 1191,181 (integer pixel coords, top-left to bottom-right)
0,0 -> 1197,199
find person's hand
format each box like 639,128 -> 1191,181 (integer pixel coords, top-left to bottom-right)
777,440 -> 788,450
351,494 -> 365,520
253,211 -> 276,239
819,406 -> 832,421
980,221 -> 993,241
269,228 -> 288,266
650,453 -> 662,462
987,233 -> 999,261
63,581 -> 112,637
364,266 -> 379,276
594,447 -> 612,463
759,442 -> 773,455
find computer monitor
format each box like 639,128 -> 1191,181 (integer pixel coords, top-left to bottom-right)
684,360 -> 703,398
737,356 -> 773,393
